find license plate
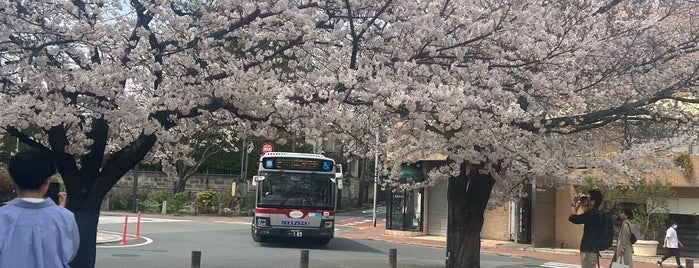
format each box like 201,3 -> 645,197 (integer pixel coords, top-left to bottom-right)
288,230 -> 303,237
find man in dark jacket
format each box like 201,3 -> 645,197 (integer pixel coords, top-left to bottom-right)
569,189 -> 605,268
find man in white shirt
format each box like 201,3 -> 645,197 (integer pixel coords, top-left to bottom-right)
657,221 -> 684,268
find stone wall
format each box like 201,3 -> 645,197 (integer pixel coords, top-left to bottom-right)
109,170 -> 241,195
107,170 -> 364,210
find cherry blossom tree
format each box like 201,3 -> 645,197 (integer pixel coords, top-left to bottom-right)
153,124 -> 240,194
0,0 -> 316,266
289,1 -> 699,267
1,0 -> 699,268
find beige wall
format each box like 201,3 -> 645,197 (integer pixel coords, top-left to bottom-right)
656,155 -> 699,188
432,156 -> 699,249
555,186 -> 583,249
479,185 -> 586,249
481,206 -> 510,240
535,156 -> 699,249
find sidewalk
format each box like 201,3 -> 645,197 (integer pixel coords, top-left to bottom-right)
97,212 -> 676,268
336,218 -> 670,268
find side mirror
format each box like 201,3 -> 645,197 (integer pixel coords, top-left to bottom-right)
252,175 -> 265,186
335,164 -> 343,179
334,164 -> 344,189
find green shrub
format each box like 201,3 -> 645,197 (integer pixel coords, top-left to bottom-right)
577,176 -> 676,240
138,198 -> 161,213
575,176 -> 624,213
196,190 -> 217,207
148,190 -> 171,205
105,188 -> 149,211
195,190 -> 219,214
169,192 -> 189,212
627,178 -> 675,240
673,152 -> 693,180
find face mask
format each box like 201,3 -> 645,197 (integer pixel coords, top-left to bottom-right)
672,224 -> 678,229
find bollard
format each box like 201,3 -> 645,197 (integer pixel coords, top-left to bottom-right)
135,211 -> 142,238
162,200 -> 168,215
120,214 -> 128,245
389,248 -> 396,268
191,251 -> 201,268
687,259 -> 694,268
300,249 -> 309,268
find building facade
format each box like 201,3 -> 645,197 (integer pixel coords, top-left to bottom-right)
385,155 -> 699,256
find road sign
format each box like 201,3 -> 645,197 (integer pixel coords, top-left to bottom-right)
262,143 -> 273,153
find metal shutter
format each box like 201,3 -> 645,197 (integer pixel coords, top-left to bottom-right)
427,180 -> 448,236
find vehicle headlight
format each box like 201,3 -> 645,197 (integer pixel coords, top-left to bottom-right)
256,217 -> 270,227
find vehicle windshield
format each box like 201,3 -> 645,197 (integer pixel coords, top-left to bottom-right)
257,172 -> 335,209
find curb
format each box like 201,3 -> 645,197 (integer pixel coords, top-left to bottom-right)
96,231 -> 125,244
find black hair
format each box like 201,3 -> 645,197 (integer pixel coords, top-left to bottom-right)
587,189 -> 603,208
621,208 -> 634,220
8,150 -> 56,190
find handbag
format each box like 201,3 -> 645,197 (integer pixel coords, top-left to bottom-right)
610,256 -> 629,268
610,261 -> 629,268
626,222 -> 637,244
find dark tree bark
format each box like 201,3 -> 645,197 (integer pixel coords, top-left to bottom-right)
63,133 -> 156,268
171,144 -> 221,194
357,158 -> 370,206
19,119 -> 161,268
446,162 -> 496,268
173,178 -> 188,194
68,195 -> 102,267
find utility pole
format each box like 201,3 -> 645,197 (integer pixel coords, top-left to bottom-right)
240,138 -> 247,181
372,131 -> 379,227
131,163 -> 139,213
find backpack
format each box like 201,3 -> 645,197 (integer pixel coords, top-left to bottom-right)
598,212 -> 614,251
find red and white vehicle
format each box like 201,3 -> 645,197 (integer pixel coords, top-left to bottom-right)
251,152 -> 343,245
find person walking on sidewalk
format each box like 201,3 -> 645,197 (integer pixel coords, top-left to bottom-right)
657,221 -> 683,268
611,208 -> 634,268
569,190 -> 605,268
0,150 -> 80,268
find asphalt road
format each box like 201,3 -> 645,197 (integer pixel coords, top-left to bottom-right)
94,211 -> 552,268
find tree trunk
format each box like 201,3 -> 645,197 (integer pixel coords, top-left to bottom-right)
47,127 -> 157,268
446,162 -> 495,268
173,178 -> 187,194
357,158 -> 369,206
67,192 -> 104,268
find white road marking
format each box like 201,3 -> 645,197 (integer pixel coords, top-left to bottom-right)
540,262 -> 581,268
98,215 -> 192,224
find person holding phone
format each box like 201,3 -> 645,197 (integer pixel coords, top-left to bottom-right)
0,150 -> 80,268
46,182 -> 61,205
569,190 -> 605,268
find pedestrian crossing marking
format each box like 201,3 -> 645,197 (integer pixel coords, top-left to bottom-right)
540,262 -> 580,268
336,217 -> 386,227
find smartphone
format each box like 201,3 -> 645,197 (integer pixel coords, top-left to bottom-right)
47,182 -> 61,205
